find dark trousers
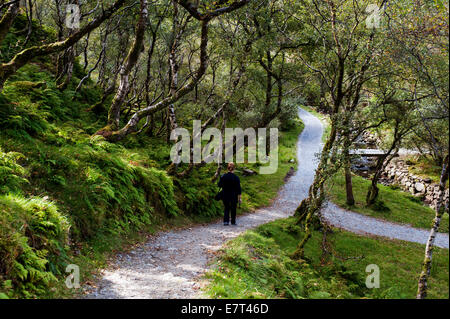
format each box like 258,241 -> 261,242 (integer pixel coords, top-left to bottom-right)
224,200 -> 237,224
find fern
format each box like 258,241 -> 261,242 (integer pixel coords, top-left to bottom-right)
0,147 -> 28,194
0,195 -> 69,298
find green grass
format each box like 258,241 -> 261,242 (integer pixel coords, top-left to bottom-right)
204,218 -> 449,299
326,171 -> 449,232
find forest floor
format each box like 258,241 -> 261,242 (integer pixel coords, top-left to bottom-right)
84,108 -> 448,299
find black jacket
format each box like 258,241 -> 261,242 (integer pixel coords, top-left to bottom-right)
218,172 -> 242,203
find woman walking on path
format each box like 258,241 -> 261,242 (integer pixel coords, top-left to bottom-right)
218,163 -> 242,226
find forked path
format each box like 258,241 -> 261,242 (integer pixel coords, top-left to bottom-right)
86,109 -> 448,299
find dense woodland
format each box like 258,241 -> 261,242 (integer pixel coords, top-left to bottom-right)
0,0 -> 448,299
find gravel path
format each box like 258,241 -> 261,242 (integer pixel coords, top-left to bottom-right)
85,108 -> 448,299
322,202 -> 449,249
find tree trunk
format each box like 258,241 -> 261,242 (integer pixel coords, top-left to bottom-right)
106,0 -> 148,130
366,152 -> 398,206
417,155 -> 449,299
143,17 -> 162,137
366,155 -> 383,206
56,44 -> 76,90
0,1 -> 20,45
293,56 -> 346,259
345,155 -> 355,206
293,113 -> 341,259
258,51 -> 284,128
166,1 -> 182,142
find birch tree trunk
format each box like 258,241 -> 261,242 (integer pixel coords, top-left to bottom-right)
106,0 -> 148,130
417,155 -> 449,299
166,0 -> 182,142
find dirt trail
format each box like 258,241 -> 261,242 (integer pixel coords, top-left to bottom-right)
86,108 -> 448,299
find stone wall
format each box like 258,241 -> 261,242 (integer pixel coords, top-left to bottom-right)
380,158 -> 449,210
